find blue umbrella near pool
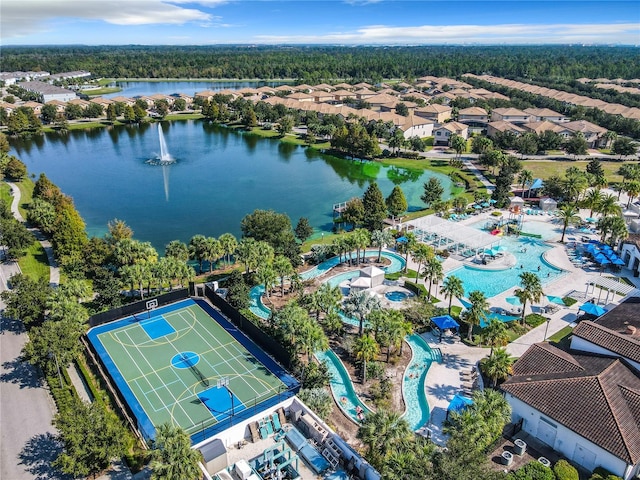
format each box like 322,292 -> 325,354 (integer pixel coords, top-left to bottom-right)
506,296 -> 522,306
579,302 -> 607,316
585,217 -> 597,223
489,199 -> 497,204
594,253 -> 610,264
481,202 -> 490,207
546,295 -> 565,305
612,258 -> 625,266
474,205 -> 482,210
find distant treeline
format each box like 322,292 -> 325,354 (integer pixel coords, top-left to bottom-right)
3,45 -> 640,83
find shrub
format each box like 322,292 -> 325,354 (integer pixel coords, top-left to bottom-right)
404,280 -> 427,298
491,210 -> 503,216
509,461 -> 555,480
297,388 -> 333,420
553,460 -> 579,480
589,466 -> 623,480
366,361 -> 385,381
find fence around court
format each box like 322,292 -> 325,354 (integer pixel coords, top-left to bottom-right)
203,284 -> 294,370
88,288 -> 190,327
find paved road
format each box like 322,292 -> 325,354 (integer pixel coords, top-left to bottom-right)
0,261 -> 67,480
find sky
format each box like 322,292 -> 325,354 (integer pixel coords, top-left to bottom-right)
1,0 -> 639,46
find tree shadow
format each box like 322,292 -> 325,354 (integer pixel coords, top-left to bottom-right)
1,314 -> 25,334
426,382 -> 459,401
0,356 -> 44,389
18,432 -> 73,480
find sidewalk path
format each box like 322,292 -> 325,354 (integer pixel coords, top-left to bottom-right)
7,182 -> 60,287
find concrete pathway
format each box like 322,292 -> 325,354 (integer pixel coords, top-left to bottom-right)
0,259 -> 68,479
7,182 -> 60,287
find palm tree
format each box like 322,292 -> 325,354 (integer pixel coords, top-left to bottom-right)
461,290 -> 488,341
332,235 -> 347,264
583,189 -> 603,218
255,264 -> 276,300
165,240 -> 189,262
354,333 -> 379,383
370,229 -> 394,262
298,319 -> 328,363
411,243 -> 433,282
450,134 -> 467,160
317,282 -> 342,318
236,238 -> 259,274
596,193 -> 621,217
514,272 -> 543,324
357,410 -> 413,470
562,172 -> 588,206
480,347 -> 514,388
218,232 -> 238,267
452,195 -> 467,213
518,169 -> 533,198
188,234 -> 208,273
625,180 -> 640,209
150,423 -> 203,480
204,236 -> 223,273
480,319 -> 509,355
603,130 -> 617,149
352,228 -> 371,264
343,290 -> 382,335
423,257 -> 444,300
440,275 -> 464,315
272,255 -> 293,296
556,204 -> 581,243
597,215 -> 629,245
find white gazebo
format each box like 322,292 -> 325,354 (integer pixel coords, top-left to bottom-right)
350,276 -> 371,292
539,197 -> 558,212
360,266 -> 385,288
509,196 -> 525,208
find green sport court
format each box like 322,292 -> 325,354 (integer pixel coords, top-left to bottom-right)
87,298 -> 298,443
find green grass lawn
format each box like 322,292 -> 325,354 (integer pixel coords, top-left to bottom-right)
521,160 -> 638,184
15,179 -> 34,220
18,241 -> 50,281
85,87 -> 122,96
0,183 -> 12,205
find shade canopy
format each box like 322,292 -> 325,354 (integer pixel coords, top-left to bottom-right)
396,236 -> 408,243
431,315 -> 460,330
474,204 -> 482,209
481,202 -> 490,207
489,199 -> 497,204
579,302 -> 607,316
585,217 -> 597,223
506,296 -> 522,306
612,258 -> 626,265
546,295 -> 566,305
530,178 -> 544,190
459,298 -> 473,309
447,393 -> 474,414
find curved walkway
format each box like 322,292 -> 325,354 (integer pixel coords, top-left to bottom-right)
7,182 -> 60,287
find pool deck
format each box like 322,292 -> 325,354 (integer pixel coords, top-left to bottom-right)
403,206 -> 640,446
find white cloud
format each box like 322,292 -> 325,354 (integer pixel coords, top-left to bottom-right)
1,0 -> 219,38
255,22 -> 640,44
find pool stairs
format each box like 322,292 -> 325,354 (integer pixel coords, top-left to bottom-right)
430,347 -> 444,364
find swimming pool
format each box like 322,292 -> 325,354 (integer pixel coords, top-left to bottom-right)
315,349 -> 373,424
401,335 -> 433,431
445,235 -> 565,298
385,291 -> 412,302
300,249 -> 405,280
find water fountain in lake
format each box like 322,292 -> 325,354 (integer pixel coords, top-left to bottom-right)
146,124 -> 175,201
147,124 -> 176,166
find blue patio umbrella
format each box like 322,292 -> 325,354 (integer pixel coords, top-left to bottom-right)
489,199 -> 497,204
546,295 -> 565,305
594,253 -> 609,264
579,302 -> 607,316
459,298 -> 473,309
447,393 -> 474,416
612,258 -> 625,266
481,202 -> 490,207
585,217 -> 597,223
396,236 -> 408,243
506,296 -> 522,306
588,239 -> 602,245
493,245 -> 506,252
586,245 -> 599,255
602,245 -> 613,252
474,205 -> 482,209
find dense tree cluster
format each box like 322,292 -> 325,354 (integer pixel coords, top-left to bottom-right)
3,45 -> 639,81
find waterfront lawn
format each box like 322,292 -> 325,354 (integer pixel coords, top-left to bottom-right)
18,241 -> 50,281
0,183 -> 12,205
15,179 -> 34,220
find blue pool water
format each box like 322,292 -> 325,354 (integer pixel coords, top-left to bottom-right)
445,236 -> 565,298
401,335 -> 433,431
315,350 -> 372,424
385,291 -> 412,302
250,250 -> 406,320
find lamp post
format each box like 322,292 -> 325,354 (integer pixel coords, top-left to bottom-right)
543,317 -> 551,341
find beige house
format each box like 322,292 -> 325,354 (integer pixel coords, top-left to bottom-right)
490,107 -> 530,124
486,120 -> 525,138
558,120 -> 607,147
414,104 -> 452,123
400,116 -> 434,139
457,107 -> 488,124
286,92 -> 315,103
523,107 -> 569,123
433,122 -> 468,145
521,120 -> 565,136
44,99 -> 67,113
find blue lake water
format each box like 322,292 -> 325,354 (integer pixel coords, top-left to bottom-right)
102,80 -> 288,99
9,121 -> 453,252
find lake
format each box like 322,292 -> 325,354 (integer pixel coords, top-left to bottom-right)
103,80 -> 288,99
9,121 -> 453,252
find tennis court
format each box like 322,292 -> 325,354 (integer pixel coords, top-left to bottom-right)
87,298 -> 297,442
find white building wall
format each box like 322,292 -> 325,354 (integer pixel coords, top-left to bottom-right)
506,394 -> 632,478
403,123 -> 434,139
43,92 -> 77,103
570,337 -> 640,372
